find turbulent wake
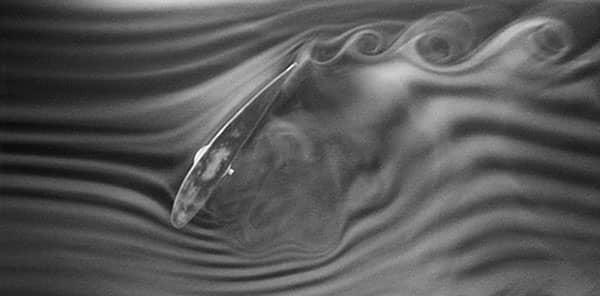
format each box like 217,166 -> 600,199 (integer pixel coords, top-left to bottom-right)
2,1 -> 600,295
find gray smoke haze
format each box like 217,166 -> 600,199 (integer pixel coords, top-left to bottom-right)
2,1 -> 600,296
